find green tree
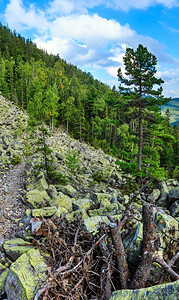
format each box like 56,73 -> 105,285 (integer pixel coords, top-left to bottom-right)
118,44 -> 169,170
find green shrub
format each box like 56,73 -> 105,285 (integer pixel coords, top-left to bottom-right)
172,166 -> 179,181
65,150 -> 80,174
11,154 -> 22,165
92,169 -> 108,183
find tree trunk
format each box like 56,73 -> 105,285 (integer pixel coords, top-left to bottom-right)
138,89 -> 143,170
130,203 -> 155,289
109,217 -> 130,289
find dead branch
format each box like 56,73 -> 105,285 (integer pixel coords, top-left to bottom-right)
100,237 -> 113,299
130,203 -> 155,289
109,215 -> 130,289
153,256 -> 179,280
168,252 -> 179,267
54,255 -> 75,277
60,233 -> 107,276
34,284 -> 54,300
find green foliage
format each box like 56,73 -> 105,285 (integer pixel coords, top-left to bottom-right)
118,44 -> 169,171
172,166 -> 179,181
92,170 -> 108,183
65,150 -> 80,174
11,154 -> 22,166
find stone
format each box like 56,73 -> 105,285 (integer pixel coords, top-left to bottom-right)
82,216 -> 111,234
123,222 -> 143,264
66,209 -> 89,222
154,209 -> 179,251
147,189 -> 160,203
26,173 -> 48,192
54,192 -> 73,212
82,214 -> 122,234
88,203 -> 125,217
32,206 -> 57,217
110,280 -> 179,300
92,193 -> 111,207
156,182 -> 169,207
3,238 -> 33,262
72,198 -> 94,211
58,184 -> 78,197
169,200 -> 179,217
166,179 -> 179,187
26,189 -> 52,208
30,217 -> 44,235
5,248 -> 48,300
0,263 -> 8,296
169,187 -> 179,202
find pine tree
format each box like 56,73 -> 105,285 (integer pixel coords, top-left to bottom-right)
118,44 -> 169,170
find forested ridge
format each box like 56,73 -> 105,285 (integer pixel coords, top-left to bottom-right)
0,23 -> 178,181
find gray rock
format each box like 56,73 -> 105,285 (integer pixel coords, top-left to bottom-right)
169,200 -> 179,217
5,248 -> 47,300
169,187 -> 179,202
110,280 -> 179,300
147,189 -> 160,203
123,222 -> 143,264
156,182 -> 169,207
0,263 -> 8,296
3,238 -> 33,262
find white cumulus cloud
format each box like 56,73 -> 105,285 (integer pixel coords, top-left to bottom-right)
5,0 -> 49,32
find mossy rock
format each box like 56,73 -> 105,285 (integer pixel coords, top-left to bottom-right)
54,192 -> 74,212
3,238 -> 33,262
110,280 -> 179,300
26,189 -> 52,208
5,248 -> 47,300
32,206 -> 57,217
82,214 -> 122,234
26,173 -> 48,191
154,210 -> 179,241
58,184 -> 78,197
72,198 -> 94,211
66,209 -> 89,222
91,193 -> 111,207
88,203 -> 125,217
0,263 -> 8,296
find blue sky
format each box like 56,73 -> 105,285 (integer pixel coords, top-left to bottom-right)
1,0 -> 179,98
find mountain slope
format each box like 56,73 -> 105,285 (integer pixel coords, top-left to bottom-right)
161,98 -> 179,125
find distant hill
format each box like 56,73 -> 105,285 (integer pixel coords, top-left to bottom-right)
161,98 -> 179,125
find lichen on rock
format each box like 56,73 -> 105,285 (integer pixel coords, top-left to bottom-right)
5,248 -> 47,300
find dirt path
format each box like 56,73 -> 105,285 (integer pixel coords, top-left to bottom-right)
0,163 -> 27,243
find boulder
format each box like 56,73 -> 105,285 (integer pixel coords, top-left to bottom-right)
5,248 -> 47,300
54,192 -> 73,213
110,280 -> 179,300
3,238 -> 33,262
72,198 -> 94,211
0,263 -> 8,296
26,189 -> 52,208
58,184 -> 78,197
123,222 -> 143,264
147,189 -> 160,203
88,203 -> 125,217
156,182 -> 169,207
169,187 -> 179,202
82,214 -> 122,234
169,200 -> 179,218
26,173 -> 48,191
32,206 -> 57,217
92,193 -> 111,207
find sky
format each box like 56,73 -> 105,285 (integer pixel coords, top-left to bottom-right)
0,0 -> 179,98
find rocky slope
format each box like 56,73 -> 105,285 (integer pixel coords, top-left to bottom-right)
0,95 -> 178,299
